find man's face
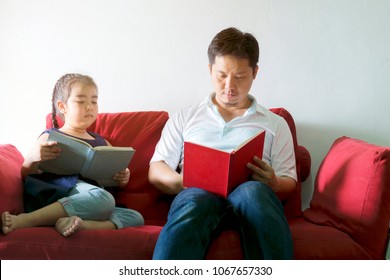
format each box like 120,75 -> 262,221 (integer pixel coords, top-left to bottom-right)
209,55 -> 258,107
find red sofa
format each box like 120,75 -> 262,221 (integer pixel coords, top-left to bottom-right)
1,109 -> 389,259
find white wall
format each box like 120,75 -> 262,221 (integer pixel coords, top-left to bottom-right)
1,0 -> 389,209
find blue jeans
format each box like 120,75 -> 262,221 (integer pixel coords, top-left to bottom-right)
152,181 -> 293,259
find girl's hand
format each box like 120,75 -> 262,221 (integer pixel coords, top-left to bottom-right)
26,140 -> 61,163
22,140 -> 61,177
114,168 -> 130,188
36,141 -> 61,162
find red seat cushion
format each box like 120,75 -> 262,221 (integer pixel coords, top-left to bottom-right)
0,226 -> 161,259
289,218 -> 371,259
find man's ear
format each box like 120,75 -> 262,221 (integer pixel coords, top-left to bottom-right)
208,64 -> 212,75
253,65 -> 259,79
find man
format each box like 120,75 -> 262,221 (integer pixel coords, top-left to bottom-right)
149,27 -> 297,259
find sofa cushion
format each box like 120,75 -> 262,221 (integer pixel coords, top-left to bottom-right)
0,145 -> 24,216
205,230 -> 243,259
0,225 -> 161,259
303,136 -> 390,259
87,111 -> 169,191
289,218 -> 371,259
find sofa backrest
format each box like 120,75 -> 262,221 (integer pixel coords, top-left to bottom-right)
303,137 -> 390,259
46,108 -> 305,223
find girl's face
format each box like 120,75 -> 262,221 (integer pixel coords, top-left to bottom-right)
58,83 -> 99,130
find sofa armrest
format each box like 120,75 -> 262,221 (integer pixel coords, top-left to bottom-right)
297,145 -> 311,182
0,144 -> 25,216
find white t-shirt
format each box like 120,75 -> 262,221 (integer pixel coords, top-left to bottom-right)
150,93 -> 297,181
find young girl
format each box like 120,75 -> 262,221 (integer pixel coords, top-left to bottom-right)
1,73 -> 144,237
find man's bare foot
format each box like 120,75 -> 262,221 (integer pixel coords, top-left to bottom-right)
55,216 -> 83,237
1,211 -> 15,235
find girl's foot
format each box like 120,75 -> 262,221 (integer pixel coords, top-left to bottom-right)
1,211 -> 15,235
55,216 -> 83,237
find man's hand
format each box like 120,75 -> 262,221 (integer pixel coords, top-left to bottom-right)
247,156 -> 280,191
247,156 -> 296,199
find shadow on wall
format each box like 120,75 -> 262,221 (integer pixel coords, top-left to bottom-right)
296,122 -> 390,210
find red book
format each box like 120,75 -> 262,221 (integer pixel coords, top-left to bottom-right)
183,131 -> 265,197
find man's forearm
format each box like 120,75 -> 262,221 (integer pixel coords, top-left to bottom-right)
273,176 -> 297,201
148,161 -> 184,195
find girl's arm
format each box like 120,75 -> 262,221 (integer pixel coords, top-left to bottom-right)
21,134 -> 61,179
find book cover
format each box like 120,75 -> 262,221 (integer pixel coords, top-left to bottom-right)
183,130 -> 265,197
38,130 -> 135,186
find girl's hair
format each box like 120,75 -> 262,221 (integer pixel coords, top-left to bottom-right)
51,73 -> 98,128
